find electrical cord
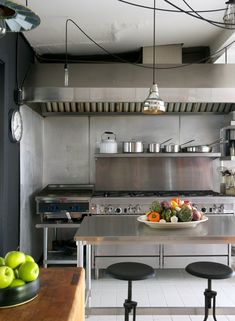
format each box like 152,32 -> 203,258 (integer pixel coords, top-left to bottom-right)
163,0 -> 235,29
118,0 -> 235,29
118,0 -> 226,13
44,18 -> 235,70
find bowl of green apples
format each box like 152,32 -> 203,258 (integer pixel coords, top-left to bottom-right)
0,251 -> 40,307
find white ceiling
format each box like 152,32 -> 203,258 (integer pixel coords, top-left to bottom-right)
17,0 -> 235,60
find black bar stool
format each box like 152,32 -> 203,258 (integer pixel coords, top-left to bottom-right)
185,261 -> 233,321
106,262 -> 155,321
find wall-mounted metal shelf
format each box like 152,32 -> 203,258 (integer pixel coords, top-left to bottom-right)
220,156 -> 235,161
95,153 -> 221,158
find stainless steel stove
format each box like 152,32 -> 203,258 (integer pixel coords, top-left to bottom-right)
35,184 -> 94,221
91,190 -> 235,216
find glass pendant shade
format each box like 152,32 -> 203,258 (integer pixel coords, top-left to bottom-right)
143,84 -> 166,114
0,1 -> 40,33
223,0 -> 235,29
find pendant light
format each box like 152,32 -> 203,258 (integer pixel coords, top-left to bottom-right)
142,0 -> 165,114
223,0 -> 235,29
0,0 -> 40,38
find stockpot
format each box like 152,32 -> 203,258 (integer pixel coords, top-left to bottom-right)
163,139 -> 195,153
123,141 -> 144,153
148,138 -> 172,153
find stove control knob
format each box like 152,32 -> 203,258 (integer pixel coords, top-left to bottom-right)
201,207 -> 207,213
115,207 -> 122,214
128,205 -> 134,214
134,204 -> 142,213
218,204 -> 224,213
99,205 -> 105,214
105,205 -> 114,214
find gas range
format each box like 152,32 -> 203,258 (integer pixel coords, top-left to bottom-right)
35,184 -> 94,221
91,190 -> 235,216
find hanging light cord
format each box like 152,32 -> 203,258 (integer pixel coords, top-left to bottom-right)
61,18 -> 235,71
118,0 -> 235,29
152,0 -> 156,84
118,0 -> 226,14
162,0 -> 235,29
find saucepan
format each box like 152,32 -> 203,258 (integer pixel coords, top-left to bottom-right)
148,138 -> 172,153
163,139 -> 195,153
181,138 -> 228,153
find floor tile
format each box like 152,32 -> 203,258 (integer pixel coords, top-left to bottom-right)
89,268 -> 235,320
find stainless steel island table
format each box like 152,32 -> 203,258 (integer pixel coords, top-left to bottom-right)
74,215 -> 235,315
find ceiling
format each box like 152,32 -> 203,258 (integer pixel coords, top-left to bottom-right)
15,0 -> 235,61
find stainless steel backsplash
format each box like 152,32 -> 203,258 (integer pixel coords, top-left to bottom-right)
95,157 -> 214,191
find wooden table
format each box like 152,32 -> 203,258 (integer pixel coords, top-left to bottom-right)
0,267 -> 85,321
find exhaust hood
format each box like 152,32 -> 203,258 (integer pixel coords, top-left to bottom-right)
22,63 -> 235,115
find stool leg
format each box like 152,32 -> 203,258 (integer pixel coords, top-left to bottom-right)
124,303 -> 129,321
212,292 -> 217,321
203,290 -> 209,321
132,301 -> 137,321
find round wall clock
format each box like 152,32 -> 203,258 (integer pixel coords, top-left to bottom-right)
10,109 -> 23,142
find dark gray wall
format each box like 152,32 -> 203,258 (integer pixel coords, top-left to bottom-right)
0,33 -> 34,255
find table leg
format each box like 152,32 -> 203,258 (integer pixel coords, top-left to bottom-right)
86,244 -> 92,308
76,241 -> 84,267
43,227 -> 48,268
228,244 -> 231,266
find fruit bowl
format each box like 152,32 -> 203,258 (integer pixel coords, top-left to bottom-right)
0,277 -> 40,308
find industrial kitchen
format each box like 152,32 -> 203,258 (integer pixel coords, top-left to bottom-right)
1,1 -> 235,321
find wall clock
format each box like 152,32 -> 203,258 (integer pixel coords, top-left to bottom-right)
9,109 -> 23,142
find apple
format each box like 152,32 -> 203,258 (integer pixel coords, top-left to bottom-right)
5,251 -> 26,269
10,278 -> 26,287
18,261 -> 39,282
0,257 -> 5,266
0,266 -> 14,288
25,254 -> 35,262
14,268 -> 19,278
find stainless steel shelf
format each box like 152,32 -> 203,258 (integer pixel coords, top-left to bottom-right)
220,156 -> 235,161
95,153 -> 221,158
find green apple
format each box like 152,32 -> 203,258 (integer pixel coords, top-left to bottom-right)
10,278 -> 25,287
18,261 -> 39,282
14,268 -> 19,278
5,251 -> 26,269
0,257 -> 5,266
25,255 -> 35,262
0,266 -> 14,288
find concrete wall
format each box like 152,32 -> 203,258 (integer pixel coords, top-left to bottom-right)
20,105 -> 44,260
42,114 -> 225,186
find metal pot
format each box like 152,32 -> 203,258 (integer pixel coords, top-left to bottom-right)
163,139 -> 195,153
123,141 -> 144,153
181,138 -> 227,153
148,138 -> 172,153
100,131 -> 117,153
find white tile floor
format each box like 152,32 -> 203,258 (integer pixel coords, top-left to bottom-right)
86,269 -> 235,321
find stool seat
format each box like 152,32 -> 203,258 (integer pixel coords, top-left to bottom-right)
106,262 -> 155,281
186,261 -> 233,280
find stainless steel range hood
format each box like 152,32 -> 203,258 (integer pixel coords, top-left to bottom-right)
22,63 -> 235,115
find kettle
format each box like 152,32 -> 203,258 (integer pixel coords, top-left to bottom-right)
100,131 -> 117,153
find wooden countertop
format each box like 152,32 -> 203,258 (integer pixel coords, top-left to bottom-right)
0,267 -> 85,321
